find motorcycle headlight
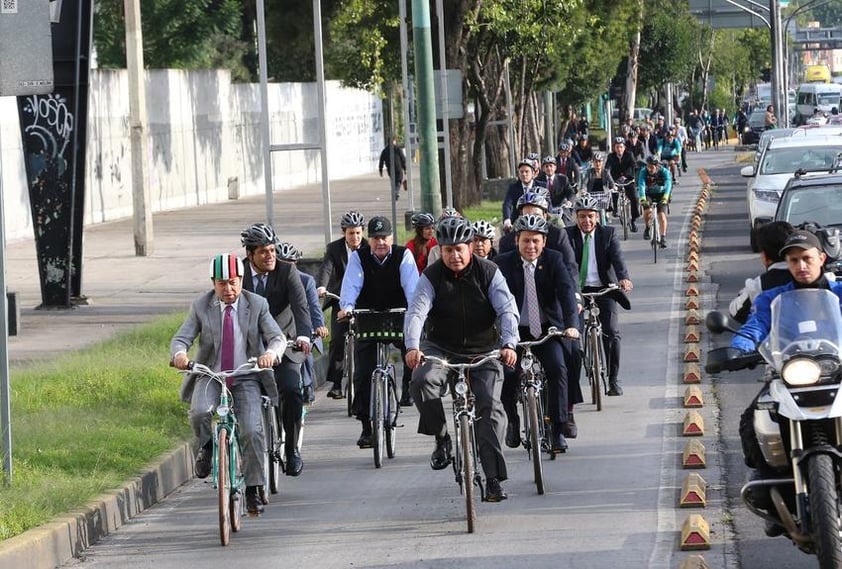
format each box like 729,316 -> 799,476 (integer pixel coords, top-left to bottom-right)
782,358 -> 822,386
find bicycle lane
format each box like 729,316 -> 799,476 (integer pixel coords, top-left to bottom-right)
58,152 -> 736,569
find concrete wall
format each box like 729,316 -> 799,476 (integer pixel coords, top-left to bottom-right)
0,70 -> 383,243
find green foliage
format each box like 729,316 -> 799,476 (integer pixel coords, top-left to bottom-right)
638,2 -> 699,91
94,0 -> 249,80
0,313 -> 190,540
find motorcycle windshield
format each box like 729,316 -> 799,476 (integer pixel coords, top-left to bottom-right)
759,288 -> 842,371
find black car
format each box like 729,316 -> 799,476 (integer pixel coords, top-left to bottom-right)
740,109 -> 768,145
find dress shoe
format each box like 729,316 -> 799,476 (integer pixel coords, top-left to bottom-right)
505,418 -> 521,449
561,415 -> 578,439
607,381 -> 624,396
430,434 -> 453,470
327,386 -> 345,399
399,392 -> 414,407
485,478 -> 508,502
303,384 -> 315,404
643,226 -> 651,240
357,428 -> 373,449
285,449 -> 303,476
551,428 -> 568,454
246,486 -> 264,515
630,221 -> 638,233
195,443 -> 212,479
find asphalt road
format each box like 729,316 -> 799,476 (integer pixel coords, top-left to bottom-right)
61,150 -> 778,569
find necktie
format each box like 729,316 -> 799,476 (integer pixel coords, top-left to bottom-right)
221,305 -> 234,385
255,274 -> 266,296
579,234 -> 591,289
524,263 -> 542,338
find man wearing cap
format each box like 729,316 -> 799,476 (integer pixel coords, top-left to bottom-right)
171,254 -> 285,515
339,216 -> 419,448
731,230 -> 842,353
502,157 -> 544,230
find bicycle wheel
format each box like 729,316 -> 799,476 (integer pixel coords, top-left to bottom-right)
216,428 -> 231,546
583,331 -> 597,406
590,329 -> 604,412
229,438 -> 243,531
262,403 -> 281,496
345,335 -> 355,417
526,385 -> 545,495
620,198 -> 629,241
651,215 -> 659,264
385,374 -> 397,459
459,414 -> 477,534
371,371 -> 385,468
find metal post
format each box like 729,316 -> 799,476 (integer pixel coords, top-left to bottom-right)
313,0 -> 333,245
0,136 -> 11,484
398,0 -> 415,210
411,0 -> 442,214
435,0 -> 452,207
389,96 -> 399,234
125,0 -> 153,256
503,61 -> 516,174
256,0 -> 274,229
543,91 -> 553,157
772,0 -> 786,127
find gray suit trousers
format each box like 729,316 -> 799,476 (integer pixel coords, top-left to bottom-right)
189,376 -> 264,487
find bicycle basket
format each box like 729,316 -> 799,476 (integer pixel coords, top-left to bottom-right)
587,193 -> 611,210
355,311 -> 405,341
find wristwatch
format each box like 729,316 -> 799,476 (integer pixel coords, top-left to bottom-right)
502,343 -> 516,351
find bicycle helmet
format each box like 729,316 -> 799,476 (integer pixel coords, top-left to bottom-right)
646,155 -> 661,166
472,219 -> 497,240
613,136 -> 626,145
209,254 -> 244,280
276,241 -> 301,262
411,212 -> 436,228
340,210 -> 365,229
513,214 -> 549,235
516,191 -> 549,212
574,195 -> 602,213
517,157 -> 535,170
436,216 -> 475,245
541,155 -> 556,166
439,207 -> 462,219
240,223 -> 277,248
557,142 -> 571,152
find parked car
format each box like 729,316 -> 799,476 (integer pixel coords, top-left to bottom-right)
742,135 -> 842,250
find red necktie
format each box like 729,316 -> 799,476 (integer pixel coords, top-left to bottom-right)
221,305 -> 234,385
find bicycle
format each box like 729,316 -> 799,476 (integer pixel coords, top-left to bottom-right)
643,192 -> 668,263
349,308 -> 405,468
580,286 -> 630,412
323,291 -> 355,417
515,327 -> 568,495
179,359 -> 269,546
422,350 -> 501,534
606,174 -> 635,241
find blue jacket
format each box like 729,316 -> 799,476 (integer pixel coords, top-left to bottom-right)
731,281 -> 842,352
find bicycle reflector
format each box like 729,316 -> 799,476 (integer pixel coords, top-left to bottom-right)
520,354 -> 534,371
455,381 -> 469,395
217,404 -> 230,417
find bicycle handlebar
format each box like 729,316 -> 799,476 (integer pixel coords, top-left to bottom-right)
183,358 -> 272,381
516,326 -> 568,349
322,291 -> 340,302
348,308 -> 407,315
422,351 -> 502,373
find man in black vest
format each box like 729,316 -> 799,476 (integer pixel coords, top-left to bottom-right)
404,217 -> 519,502
338,216 -> 419,448
240,223 -> 312,477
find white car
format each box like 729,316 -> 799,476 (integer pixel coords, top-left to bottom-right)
743,135 -> 842,251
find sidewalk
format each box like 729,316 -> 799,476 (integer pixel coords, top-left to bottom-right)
6,171 -> 417,366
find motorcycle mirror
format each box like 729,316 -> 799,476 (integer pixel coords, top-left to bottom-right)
705,311 -> 735,334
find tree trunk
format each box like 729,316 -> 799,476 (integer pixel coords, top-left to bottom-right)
624,1 -> 643,117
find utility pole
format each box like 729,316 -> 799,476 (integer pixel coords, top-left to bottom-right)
124,0 -> 153,256
411,0 -> 442,215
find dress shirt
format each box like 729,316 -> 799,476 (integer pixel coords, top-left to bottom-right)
580,231 -> 602,287
339,247 -> 419,312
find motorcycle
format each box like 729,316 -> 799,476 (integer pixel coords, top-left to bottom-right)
706,288 -> 842,569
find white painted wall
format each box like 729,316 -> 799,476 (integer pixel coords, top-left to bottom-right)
0,69 -> 383,243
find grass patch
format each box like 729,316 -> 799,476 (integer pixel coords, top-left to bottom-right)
0,312 -> 191,540
462,200 -> 502,224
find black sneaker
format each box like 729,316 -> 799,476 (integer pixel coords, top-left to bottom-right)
357,424 -> 373,448
195,443 -> 212,479
485,478 -> 508,502
430,434 -> 453,470
643,226 -> 651,240
399,392 -> 414,407
246,486 -> 264,515
659,237 -> 667,249
630,221 -> 638,233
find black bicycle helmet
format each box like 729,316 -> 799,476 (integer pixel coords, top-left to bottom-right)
516,191 -> 549,212
340,210 -> 365,229
472,220 -> 496,240
241,223 -> 277,248
411,212 -> 436,228
574,195 -> 602,212
646,155 -> 661,166
513,214 -> 549,235
276,241 -> 301,262
436,216 -> 475,245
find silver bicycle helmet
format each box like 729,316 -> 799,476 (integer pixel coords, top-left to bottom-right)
241,223 -> 277,248
276,241 -> 301,262
439,207 -> 462,219
516,191 -> 549,212
411,212 -> 436,228
513,214 -> 549,235
436,216 -> 475,245
472,220 -> 497,240
340,210 -> 365,229
541,155 -> 555,166
517,157 -> 535,170
574,195 -> 602,212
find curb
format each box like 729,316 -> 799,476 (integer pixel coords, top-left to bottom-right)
0,443 -> 193,569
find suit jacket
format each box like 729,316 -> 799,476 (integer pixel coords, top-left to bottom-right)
497,225 -> 579,287
495,249 -> 578,331
171,289 -> 284,403
317,237 -> 369,306
243,260 -> 311,364
564,224 -> 630,287
300,271 -> 325,354
502,180 -> 546,222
